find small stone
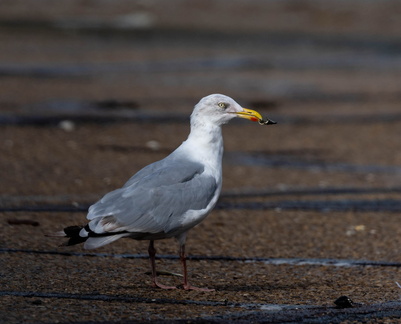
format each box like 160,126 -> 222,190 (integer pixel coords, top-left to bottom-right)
334,296 -> 354,308
58,120 -> 75,132
146,140 -> 161,151
31,299 -> 43,305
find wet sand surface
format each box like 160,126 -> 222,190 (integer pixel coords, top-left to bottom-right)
1,1 -> 401,323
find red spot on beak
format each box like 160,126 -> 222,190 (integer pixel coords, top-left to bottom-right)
250,117 -> 258,122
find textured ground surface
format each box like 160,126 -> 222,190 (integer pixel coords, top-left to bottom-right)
1,1 -> 401,323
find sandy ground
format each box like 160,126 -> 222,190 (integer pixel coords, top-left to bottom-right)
1,1 -> 401,323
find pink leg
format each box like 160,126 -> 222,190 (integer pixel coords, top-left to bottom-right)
148,240 -> 176,290
180,244 -> 215,292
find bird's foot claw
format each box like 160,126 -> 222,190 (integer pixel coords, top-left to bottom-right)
183,284 -> 215,292
153,282 -> 177,290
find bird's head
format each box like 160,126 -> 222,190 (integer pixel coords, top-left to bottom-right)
191,94 -> 276,126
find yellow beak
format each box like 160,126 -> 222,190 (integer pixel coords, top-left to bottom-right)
236,108 -> 277,125
236,108 -> 263,122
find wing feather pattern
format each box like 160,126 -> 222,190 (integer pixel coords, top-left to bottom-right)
87,158 -> 217,236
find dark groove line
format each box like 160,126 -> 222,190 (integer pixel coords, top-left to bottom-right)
2,53 -> 401,75
202,301 -> 401,323
0,113 -> 187,126
0,205 -> 89,212
2,248 -> 401,268
225,152 -> 401,174
221,186 -> 401,198
217,199 -> 401,212
3,198 -> 401,213
1,186 -> 400,202
0,290 -> 232,307
0,51 -> 401,78
2,186 -> 401,204
3,112 -> 401,127
0,290 -> 320,312
0,20 -> 400,56
2,290 -> 401,323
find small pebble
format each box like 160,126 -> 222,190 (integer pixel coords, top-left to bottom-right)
58,120 -> 75,132
31,299 -> 43,305
146,140 -> 161,151
334,296 -> 354,308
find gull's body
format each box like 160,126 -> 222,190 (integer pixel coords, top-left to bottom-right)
52,94 -> 275,290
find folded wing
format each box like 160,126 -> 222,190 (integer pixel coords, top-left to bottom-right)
86,158 -> 218,236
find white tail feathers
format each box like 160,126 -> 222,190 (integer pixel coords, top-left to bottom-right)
83,233 -> 129,249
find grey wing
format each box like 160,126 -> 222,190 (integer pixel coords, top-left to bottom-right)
121,158 -> 167,189
87,160 -> 218,235
145,172 -> 218,233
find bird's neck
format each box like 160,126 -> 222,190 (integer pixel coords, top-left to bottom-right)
189,121 -> 223,145
184,122 -> 224,164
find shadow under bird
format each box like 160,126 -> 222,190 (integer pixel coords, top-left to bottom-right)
48,94 -> 276,291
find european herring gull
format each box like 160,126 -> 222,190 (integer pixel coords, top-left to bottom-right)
50,94 -> 276,291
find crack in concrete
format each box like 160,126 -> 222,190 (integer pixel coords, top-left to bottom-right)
1,248 -> 400,268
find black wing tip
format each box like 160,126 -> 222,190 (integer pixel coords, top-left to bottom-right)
63,225 -> 84,237
47,225 -> 88,246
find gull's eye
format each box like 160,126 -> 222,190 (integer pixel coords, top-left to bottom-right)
218,102 -> 227,109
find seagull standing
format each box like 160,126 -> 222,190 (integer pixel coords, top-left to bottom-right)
51,94 -> 276,291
